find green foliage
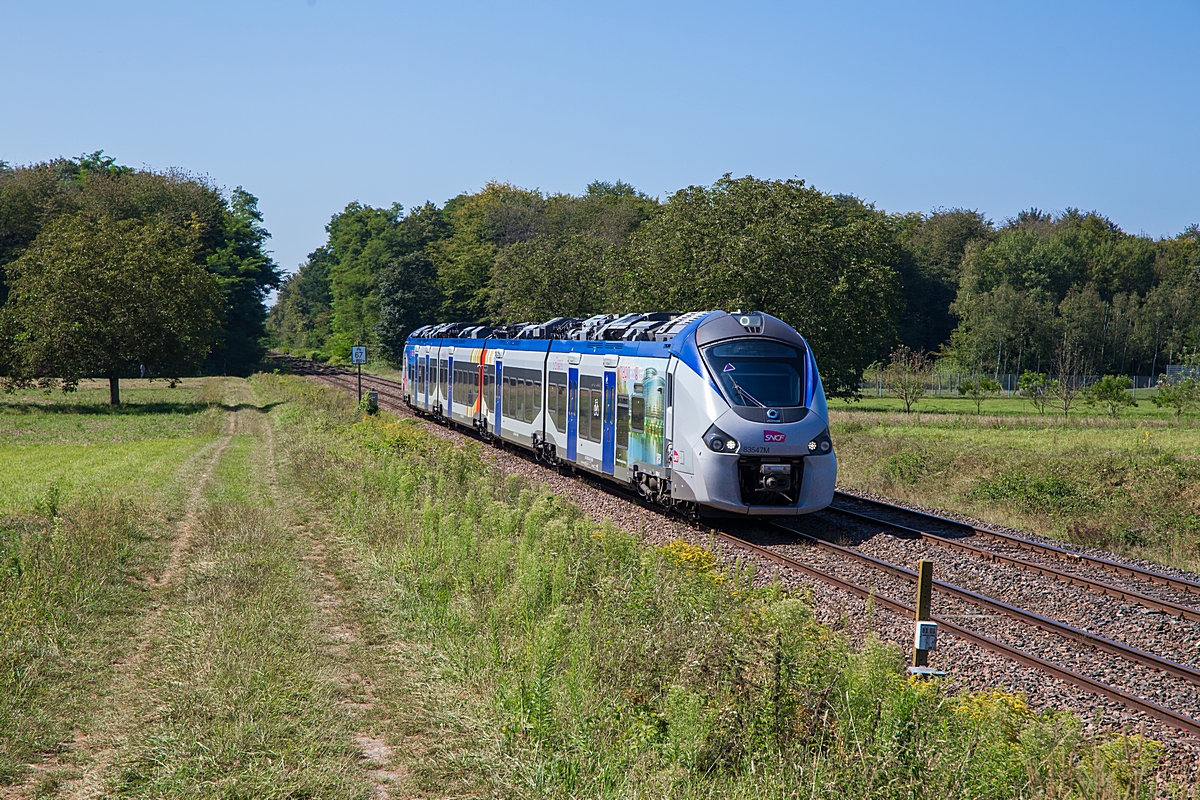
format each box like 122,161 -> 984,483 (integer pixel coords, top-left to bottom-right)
1017,370 -> 1049,415
615,176 -> 899,395
1152,349 -> 1200,420
267,176 -> 1199,399
202,188 -> 281,374
969,470 -> 1090,514
1086,374 -> 1137,419
3,214 -> 222,402
267,246 -> 334,356
957,375 -> 1001,414
947,209 -> 1200,378
324,201 -> 406,355
890,208 -> 993,353
881,345 -> 932,413
0,154 -> 278,379
490,232 -> 613,321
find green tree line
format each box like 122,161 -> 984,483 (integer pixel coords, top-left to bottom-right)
271,173 -> 1198,395
0,153 -> 280,401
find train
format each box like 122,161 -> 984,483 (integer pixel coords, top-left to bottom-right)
402,310 -> 835,517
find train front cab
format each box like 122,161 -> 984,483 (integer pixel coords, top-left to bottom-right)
666,313 -> 836,517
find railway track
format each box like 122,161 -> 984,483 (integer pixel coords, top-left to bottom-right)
833,490 -> 1200,598
280,356 -> 1200,739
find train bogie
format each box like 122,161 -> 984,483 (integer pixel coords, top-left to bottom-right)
402,311 -> 836,517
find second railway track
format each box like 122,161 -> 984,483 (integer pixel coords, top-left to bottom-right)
283,357 -> 1200,743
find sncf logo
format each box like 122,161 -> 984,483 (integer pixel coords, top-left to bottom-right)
763,430 -> 786,443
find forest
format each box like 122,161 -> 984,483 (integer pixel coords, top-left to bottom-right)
0,153 -> 279,399
269,175 -> 1200,396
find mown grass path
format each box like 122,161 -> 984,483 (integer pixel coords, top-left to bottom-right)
56,411 -> 237,798
70,380 -> 368,799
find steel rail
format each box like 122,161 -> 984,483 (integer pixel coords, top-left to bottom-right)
834,491 -> 1200,596
718,526 -> 1200,738
825,506 -> 1200,623
780,525 -> 1200,687
283,356 -> 1200,736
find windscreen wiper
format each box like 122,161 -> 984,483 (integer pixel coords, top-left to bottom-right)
729,378 -> 766,408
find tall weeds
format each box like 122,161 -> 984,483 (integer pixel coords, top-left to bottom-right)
0,498 -> 160,782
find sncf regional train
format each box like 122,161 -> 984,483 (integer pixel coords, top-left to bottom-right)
402,311 -> 835,517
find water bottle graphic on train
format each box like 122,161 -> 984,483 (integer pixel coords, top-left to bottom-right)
403,311 -> 835,517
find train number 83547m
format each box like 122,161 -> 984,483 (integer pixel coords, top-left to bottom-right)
403,310 -> 835,517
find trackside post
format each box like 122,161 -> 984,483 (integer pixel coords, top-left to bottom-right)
352,345 -> 366,402
912,559 -> 936,668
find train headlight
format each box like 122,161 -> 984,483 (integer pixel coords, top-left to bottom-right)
704,425 -> 739,453
807,428 -> 833,455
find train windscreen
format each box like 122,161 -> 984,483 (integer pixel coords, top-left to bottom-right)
703,340 -> 805,408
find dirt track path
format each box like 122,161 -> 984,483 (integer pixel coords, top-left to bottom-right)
64,413 -> 237,799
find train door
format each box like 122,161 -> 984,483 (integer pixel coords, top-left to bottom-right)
602,370 -> 616,475
566,367 -> 579,461
472,362 -> 482,424
495,360 -> 503,437
665,359 -> 678,471
423,354 -> 430,411
447,355 -> 454,414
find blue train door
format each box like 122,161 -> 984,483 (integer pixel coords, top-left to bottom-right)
447,355 -> 454,415
602,370 -> 616,475
495,360 -> 503,437
423,355 -> 430,410
566,368 -> 579,462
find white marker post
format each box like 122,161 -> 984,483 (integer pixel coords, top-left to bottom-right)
352,346 -> 366,402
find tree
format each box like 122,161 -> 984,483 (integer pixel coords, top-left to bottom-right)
489,233 -> 613,321
268,246 -> 334,357
615,175 -> 899,395
1151,350 -> 1200,421
1047,343 -> 1088,419
202,188 -> 280,374
3,214 -> 222,404
881,346 -> 933,413
1017,371 -> 1050,415
377,250 -> 442,362
958,376 -> 1001,414
892,208 -> 992,353
1,156 -> 276,376
1085,375 -> 1137,419
1153,375 -> 1200,421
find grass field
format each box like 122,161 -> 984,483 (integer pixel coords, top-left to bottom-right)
830,406 -> 1200,572
833,390 -> 1188,420
0,374 -> 1177,797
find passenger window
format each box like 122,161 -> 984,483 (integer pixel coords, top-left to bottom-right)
617,396 -> 629,447
590,393 -> 601,442
558,383 -> 567,432
631,392 -> 645,433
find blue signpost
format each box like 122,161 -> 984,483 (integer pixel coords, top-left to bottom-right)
352,346 -> 366,401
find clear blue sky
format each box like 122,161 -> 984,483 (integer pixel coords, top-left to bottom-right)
3,1 -> 1198,276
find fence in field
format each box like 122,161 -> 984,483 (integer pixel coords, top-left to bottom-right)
857,372 -> 1176,398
